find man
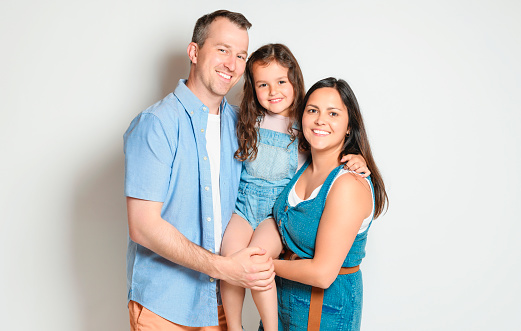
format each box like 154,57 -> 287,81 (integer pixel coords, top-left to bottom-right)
124,10 -> 275,330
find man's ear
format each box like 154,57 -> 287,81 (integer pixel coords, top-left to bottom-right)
187,42 -> 198,64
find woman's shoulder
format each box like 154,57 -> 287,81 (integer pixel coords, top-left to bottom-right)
327,169 -> 373,213
332,169 -> 371,190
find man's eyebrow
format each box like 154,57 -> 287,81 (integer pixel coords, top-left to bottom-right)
216,43 -> 232,49
216,43 -> 248,55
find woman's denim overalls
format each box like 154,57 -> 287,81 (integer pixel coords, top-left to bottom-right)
271,162 -> 375,331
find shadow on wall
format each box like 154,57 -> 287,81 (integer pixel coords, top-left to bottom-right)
70,51 -> 249,331
72,152 -> 128,331
160,53 -> 190,99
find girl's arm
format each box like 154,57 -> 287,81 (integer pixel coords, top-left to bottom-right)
273,173 -> 372,289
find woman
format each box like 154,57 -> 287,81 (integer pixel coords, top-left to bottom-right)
271,77 -> 388,330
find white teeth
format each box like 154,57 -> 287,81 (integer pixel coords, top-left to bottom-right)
218,72 -> 231,79
313,129 -> 330,135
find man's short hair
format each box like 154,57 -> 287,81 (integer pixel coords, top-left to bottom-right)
191,10 -> 251,48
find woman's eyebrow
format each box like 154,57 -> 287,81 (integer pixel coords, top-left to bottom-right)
306,104 -> 344,111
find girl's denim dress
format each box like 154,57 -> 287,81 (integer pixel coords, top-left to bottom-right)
234,127 -> 298,230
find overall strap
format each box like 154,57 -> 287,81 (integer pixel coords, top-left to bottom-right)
314,165 -> 344,206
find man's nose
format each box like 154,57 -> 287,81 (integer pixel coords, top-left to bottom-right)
223,55 -> 236,72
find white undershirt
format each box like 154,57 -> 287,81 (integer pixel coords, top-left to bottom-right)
206,113 -> 222,254
288,169 -> 374,234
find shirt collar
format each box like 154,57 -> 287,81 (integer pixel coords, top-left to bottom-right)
173,79 -> 229,117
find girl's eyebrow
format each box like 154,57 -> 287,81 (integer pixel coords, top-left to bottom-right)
255,76 -> 288,83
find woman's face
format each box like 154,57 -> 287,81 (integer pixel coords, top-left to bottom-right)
302,87 -> 349,154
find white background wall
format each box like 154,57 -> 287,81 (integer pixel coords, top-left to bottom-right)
1,0 -> 520,330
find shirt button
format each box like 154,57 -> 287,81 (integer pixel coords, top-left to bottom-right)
209,277 -> 215,282
204,186 -> 209,191
206,217 -> 211,222
201,129 -> 205,133
190,111 -> 194,115
202,107 -> 207,111
284,206 -> 288,212
208,248 -> 213,253
203,156 -> 208,161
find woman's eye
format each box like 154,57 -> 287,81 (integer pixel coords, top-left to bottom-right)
329,112 -> 338,117
307,108 -> 317,113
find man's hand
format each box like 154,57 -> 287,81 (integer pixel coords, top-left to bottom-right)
340,154 -> 370,177
219,246 -> 275,291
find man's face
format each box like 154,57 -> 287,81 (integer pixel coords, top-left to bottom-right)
190,18 -> 249,99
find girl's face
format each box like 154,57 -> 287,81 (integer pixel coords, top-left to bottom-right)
302,87 -> 349,153
252,61 -> 295,117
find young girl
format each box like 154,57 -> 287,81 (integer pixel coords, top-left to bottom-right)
220,44 -> 368,331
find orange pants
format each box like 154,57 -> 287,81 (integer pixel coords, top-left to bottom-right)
129,301 -> 227,331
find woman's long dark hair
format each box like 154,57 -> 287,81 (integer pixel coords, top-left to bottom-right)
235,43 -> 305,161
298,77 -> 388,218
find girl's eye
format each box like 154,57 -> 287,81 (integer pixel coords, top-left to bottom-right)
278,80 -> 286,85
307,108 -> 317,113
258,83 -> 267,88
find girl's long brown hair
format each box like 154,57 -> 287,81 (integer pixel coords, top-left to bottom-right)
235,44 -> 305,161
298,78 -> 389,218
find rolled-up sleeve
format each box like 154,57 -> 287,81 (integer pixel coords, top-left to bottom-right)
124,113 -> 175,202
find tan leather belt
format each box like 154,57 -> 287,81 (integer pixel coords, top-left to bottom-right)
282,250 -> 359,331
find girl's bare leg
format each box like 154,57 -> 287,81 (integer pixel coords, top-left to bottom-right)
220,214 -> 254,331
249,218 -> 283,331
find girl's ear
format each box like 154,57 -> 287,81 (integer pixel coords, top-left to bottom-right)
187,42 -> 198,64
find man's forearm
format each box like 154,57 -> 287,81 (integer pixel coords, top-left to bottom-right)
127,197 -> 275,289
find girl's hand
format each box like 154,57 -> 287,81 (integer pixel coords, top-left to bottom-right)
340,154 -> 370,177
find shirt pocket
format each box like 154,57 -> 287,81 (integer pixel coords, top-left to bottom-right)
245,142 -> 290,181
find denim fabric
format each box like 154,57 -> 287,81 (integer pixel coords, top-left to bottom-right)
234,127 -> 298,229
124,80 -> 242,327
270,161 -> 375,330
275,271 -> 363,331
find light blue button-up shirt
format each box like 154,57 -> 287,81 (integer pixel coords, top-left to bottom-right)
124,80 -> 242,326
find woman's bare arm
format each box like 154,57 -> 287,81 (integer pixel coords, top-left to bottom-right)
273,173 -> 372,288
